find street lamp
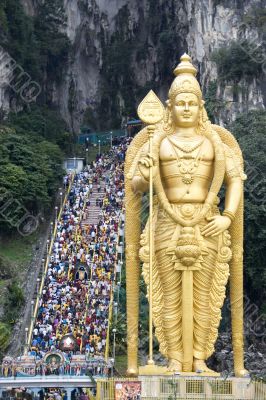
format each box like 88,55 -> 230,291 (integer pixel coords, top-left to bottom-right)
25,327 -> 29,346
46,239 -> 50,253
112,328 -> 117,361
60,191 -> 63,208
42,258 -> 45,275
113,301 -> 119,330
116,279 -> 121,311
98,140 -> 101,154
50,221 -> 53,236
118,260 -> 122,284
55,206 -> 58,221
110,131 -> 113,147
31,300 -> 34,316
36,278 -> 41,294
86,147 -> 89,166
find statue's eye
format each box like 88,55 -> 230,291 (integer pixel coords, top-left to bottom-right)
176,101 -> 184,106
190,101 -> 197,106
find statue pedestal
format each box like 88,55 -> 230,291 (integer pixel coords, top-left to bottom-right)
139,364 -> 220,376
138,375 -> 255,399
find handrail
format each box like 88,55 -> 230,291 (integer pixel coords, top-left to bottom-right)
75,189 -> 93,354
37,174 -> 91,353
25,173 -> 75,354
81,249 -> 94,354
104,283 -> 114,362
104,216 -> 123,363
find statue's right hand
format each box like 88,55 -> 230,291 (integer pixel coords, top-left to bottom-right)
138,153 -> 158,181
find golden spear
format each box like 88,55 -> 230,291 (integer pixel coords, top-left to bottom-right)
137,90 -> 164,367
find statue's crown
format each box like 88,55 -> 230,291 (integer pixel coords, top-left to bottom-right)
174,53 -> 197,76
168,53 -> 202,100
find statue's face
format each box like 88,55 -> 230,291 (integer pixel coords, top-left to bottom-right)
171,93 -> 200,128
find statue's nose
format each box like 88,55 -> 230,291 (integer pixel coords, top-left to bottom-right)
185,103 -> 189,111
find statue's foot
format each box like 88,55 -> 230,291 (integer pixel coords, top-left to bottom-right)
235,368 -> 250,378
167,359 -> 182,372
127,367 -> 138,376
193,359 -> 215,373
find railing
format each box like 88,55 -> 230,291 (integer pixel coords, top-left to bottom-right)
78,129 -> 127,145
25,174 -> 75,353
95,377 -> 266,400
254,379 -> 266,399
104,216 -> 124,363
105,285 -> 114,362
0,375 -> 96,390
0,363 -> 105,378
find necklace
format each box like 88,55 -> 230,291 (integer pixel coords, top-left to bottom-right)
168,136 -> 204,153
168,137 -> 204,192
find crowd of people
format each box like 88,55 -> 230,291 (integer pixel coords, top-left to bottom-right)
29,138 -> 129,372
0,388 -> 93,400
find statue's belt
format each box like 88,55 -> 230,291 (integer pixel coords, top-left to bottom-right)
153,203 -> 219,254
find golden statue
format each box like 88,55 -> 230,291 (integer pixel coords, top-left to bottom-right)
125,54 -> 249,377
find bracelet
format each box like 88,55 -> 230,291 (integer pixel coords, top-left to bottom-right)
223,210 -> 235,221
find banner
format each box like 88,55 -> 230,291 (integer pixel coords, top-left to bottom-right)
115,381 -> 141,400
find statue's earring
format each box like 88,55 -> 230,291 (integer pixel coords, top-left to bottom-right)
201,101 -> 207,123
197,100 -> 209,134
164,100 -> 173,131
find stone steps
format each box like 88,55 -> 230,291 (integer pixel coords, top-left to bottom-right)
81,183 -> 105,227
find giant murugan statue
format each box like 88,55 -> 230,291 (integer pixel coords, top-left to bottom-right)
125,54 -> 249,377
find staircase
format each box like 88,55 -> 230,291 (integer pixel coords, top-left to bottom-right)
81,180 -> 105,227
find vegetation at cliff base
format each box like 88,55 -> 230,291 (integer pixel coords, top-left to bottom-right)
0,0 -> 72,234
230,110 -> 266,311
0,119 -> 65,234
0,280 -> 25,359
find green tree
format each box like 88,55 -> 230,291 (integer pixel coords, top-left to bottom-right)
2,281 -> 25,325
204,80 -> 225,123
211,40 -> 263,82
0,323 -> 11,356
0,0 -> 70,104
0,163 -> 28,199
243,6 -> 266,32
229,110 -> 266,311
0,125 -> 64,232
8,106 -> 72,151
0,0 -> 40,80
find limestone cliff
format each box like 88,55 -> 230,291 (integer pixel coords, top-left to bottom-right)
1,0 -> 265,131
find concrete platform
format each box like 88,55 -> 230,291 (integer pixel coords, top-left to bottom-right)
138,375 -> 256,399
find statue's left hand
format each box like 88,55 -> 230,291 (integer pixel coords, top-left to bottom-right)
201,215 -> 231,237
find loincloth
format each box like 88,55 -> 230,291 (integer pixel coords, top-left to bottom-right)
140,201 -> 232,359
154,203 -> 221,255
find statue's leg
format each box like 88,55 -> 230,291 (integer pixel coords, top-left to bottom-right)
156,249 -> 182,369
193,249 -> 217,372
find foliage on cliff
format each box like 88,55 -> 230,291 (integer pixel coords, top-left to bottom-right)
211,40 -> 263,82
0,0 -> 72,234
0,121 -> 64,233
0,0 -> 70,91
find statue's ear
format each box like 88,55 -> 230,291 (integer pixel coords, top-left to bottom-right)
166,99 -> 171,108
201,99 -> 205,108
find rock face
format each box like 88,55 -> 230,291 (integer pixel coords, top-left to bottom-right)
186,0 -> 265,125
208,332 -> 266,379
1,0 -> 265,131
